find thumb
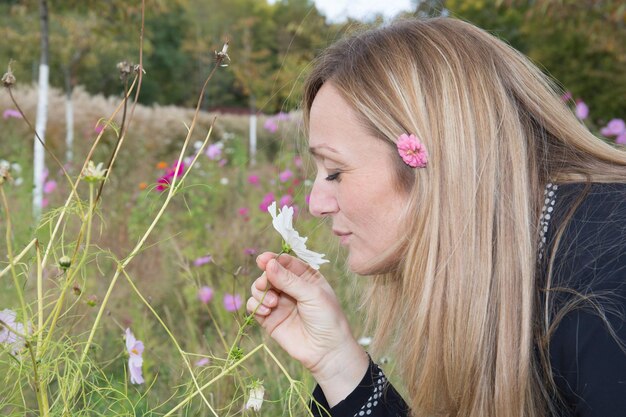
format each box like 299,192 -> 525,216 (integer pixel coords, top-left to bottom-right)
264,258 -> 314,302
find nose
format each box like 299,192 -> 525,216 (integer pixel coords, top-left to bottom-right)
308,175 -> 339,218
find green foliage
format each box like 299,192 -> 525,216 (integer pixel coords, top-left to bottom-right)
1,0 -> 624,118
444,0 -> 626,121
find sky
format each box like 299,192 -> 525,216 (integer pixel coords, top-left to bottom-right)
312,0 -> 414,22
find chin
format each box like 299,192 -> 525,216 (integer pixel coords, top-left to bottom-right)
348,254 -> 396,276
347,246 -> 404,275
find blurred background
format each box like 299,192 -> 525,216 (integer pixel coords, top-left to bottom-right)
1,0 -> 624,116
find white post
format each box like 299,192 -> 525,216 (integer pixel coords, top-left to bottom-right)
33,63 -> 49,218
65,89 -> 74,163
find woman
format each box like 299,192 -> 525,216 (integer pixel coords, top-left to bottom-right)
247,18 -> 626,417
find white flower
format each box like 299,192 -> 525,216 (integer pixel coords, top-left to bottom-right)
268,201 -> 329,270
220,177 -> 229,185
81,161 -> 107,183
215,42 -> 230,67
0,308 -> 28,355
245,384 -> 265,412
0,160 -> 22,186
0,160 -> 11,184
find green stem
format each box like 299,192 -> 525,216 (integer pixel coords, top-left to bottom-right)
41,182 -> 95,355
0,187 -> 29,333
262,345 -> 314,416
163,344 -> 265,417
121,268 -> 218,417
36,240 -> 43,356
39,77 -> 139,271
79,115 -> 216,369
0,238 -> 36,278
27,342 -> 50,417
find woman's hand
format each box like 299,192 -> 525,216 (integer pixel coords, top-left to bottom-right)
247,252 -> 369,406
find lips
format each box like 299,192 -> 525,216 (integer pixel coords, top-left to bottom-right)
333,229 -> 352,245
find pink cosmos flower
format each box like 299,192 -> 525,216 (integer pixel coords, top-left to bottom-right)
218,158 -> 228,167
294,155 -> 303,168
275,112 -> 290,121
259,192 -> 275,212
263,119 -> 278,133
600,119 -> 626,137
279,194 -> 293,207
125,328 -> 144,384
305,193 -> 310,205
575,100 -> 589,120
41,198 -> 49,208
247,174 -> 260,186
223,293 -> 242,312
194,357 -> 210,367
244,247 -> 257,256
41,168 -> 49,184
397,133 -> 428,168
156,161 -> 186,192
193,255 -> 212,267
237,207 -> 250,218
617,133 -> 626,145
198,286 -> 214,304
94,123 -> 104,134
2,109 -> 22,119
279,169 -> 293,183
206,143 -> 222,160
43,180 -> 57,194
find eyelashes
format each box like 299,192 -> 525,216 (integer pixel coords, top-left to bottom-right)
325,172 -> 341,181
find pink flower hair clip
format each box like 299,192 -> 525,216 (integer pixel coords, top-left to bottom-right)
396,133 -> 428,168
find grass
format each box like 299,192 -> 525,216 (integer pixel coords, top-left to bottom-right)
0,66 -> 365,416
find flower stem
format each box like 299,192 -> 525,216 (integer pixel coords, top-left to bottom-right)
0,238 -> 36,278
121,268 -> 218,417
163,344 -> 265,416
0,186 -> 29,332
41,182 -> 95,355
27,342 -> 50,417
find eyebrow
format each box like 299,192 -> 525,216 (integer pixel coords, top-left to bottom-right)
308,144 -> 340,157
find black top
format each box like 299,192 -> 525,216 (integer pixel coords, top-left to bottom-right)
311,183 -> 626,417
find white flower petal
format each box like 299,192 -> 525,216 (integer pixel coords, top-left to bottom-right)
267,201 -> 329,269
245,385 -> 265,411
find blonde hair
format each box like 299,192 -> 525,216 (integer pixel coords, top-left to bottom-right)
302,17 -> 626,417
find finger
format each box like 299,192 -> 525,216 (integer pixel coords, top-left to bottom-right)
252,272 -> 270,292
264,258 -> 317,301
256,252 -> 278,270
257,252 -> 314,278
246,297 -> 271,316
250,283 -> 279,308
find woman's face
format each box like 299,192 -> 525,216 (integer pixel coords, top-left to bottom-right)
308,83 -> 411,275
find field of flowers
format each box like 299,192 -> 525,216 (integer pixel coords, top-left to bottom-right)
0,68 -> 366,416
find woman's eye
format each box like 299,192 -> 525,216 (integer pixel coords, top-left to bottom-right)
325,172 -> 341,181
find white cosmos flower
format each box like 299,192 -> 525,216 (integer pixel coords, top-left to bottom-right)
245,384 -> 265,411
81,161 -> 107,183
268,201 -> 329,270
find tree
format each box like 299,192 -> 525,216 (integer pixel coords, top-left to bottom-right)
445,0 -> 626,120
